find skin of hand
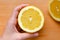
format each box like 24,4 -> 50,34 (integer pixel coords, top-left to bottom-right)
0,4 -> 38,40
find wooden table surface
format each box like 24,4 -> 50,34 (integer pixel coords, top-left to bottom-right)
0,0 -> 60,40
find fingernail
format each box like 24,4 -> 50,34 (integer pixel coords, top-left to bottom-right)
34,33 -> 38,36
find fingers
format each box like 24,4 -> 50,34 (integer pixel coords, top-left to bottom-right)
13,33 -> 38,40
8,4 -> 29,25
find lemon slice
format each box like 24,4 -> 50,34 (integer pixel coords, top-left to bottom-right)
49,0 -> 60,22
18,6 -> 44,33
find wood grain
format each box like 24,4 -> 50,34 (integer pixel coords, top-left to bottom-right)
0,0 -> 60,40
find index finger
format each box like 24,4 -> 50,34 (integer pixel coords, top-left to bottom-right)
12,4 -> 29,18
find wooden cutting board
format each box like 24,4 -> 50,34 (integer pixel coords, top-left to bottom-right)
0,0 -> 60,40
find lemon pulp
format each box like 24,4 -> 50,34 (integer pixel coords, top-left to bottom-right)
21,9 -> 41,30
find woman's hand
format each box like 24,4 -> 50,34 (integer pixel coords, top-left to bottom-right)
1,4 -> 38,40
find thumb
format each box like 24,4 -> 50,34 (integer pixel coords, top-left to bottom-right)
13,33 -> 38,40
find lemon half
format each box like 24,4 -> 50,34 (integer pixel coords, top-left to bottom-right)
18,6 -> 44,33
49,0 -> 60,22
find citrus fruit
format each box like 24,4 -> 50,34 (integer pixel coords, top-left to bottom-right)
18,6 -> 44,33
49,0 -> 60,22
